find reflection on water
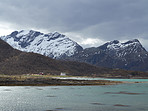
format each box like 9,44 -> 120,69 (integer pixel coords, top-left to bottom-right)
3,89 -> 12,91
91,102 -> 105,105
46,95 -> 57,97
0,83 -> 148,111
104,91 -> 144,95
113,104 -> 130,107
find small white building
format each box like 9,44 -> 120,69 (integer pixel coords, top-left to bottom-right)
60,72 -> 66,76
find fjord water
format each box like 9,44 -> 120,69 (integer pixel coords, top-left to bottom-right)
0,82 -> 148,111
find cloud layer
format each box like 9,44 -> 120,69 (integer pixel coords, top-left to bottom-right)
0,0 -> 148,49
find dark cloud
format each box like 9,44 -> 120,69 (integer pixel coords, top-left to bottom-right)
0,0 -> 148,48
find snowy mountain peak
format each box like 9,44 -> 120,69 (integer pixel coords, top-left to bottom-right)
1,30 -> 83,58
123,39 -> 140,45
97,39 -> 147,60
99,39 -> 143,51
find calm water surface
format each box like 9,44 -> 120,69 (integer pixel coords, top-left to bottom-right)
0,80 -> 148,111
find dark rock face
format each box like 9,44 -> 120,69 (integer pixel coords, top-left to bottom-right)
65,39 -> 148,71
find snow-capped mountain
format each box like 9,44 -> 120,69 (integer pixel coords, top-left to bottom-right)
65,39 -> 148,71
99,39 -> 147,59
1,30 -> 83,59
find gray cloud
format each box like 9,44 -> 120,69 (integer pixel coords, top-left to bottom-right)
0,0 -> 148,49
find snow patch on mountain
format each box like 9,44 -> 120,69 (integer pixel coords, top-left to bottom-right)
106,39 -> 141,50
16,30 -> 31,37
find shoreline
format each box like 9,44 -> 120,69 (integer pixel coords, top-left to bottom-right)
0,75 -> 123,86
0,74 -> 147,86
0,78 -> 123,86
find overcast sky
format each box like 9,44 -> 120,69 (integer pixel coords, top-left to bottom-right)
0,0 -> 148,49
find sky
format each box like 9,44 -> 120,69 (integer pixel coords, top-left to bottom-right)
0,0 -> 148,49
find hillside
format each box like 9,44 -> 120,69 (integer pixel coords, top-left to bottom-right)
0,39 -> 20,62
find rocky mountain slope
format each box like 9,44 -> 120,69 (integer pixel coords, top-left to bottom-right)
67,39 -> 148,71
1,30 -> 83,59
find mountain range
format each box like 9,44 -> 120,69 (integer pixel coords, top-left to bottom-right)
1,30 -> 148,72
1,38 -> 148,78
1,38 -> 144,77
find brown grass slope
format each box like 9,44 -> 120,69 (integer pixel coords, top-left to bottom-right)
0,51 -> 113,76
0,39 -> 148,77
0,39 -> 20,62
